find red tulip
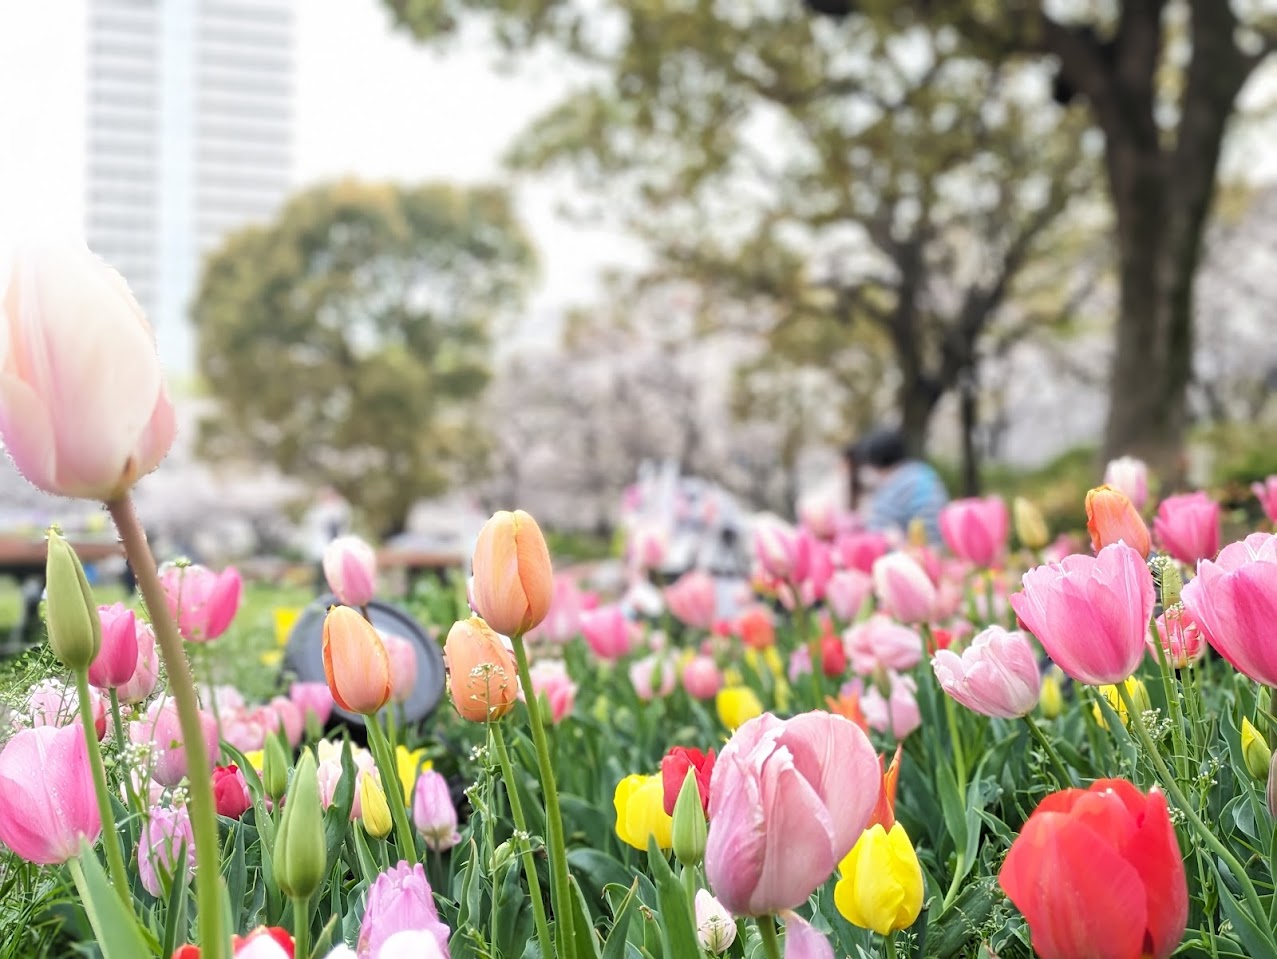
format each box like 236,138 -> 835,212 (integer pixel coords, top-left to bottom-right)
661,746 -> 716,817
999,779 -> 1187,959
212,764 -> 252,820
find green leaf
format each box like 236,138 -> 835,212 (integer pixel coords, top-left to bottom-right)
646,838 -> 699,959
160,845 -> 191,958
935,762 -> 968,858
568,872 -> 603,959
601,880 -> 639,959
226,822 -> 248,936
1217,882 -> 1277,959
493,860 -> 533,959
70,844 -> 153,959
323,739 -> 358,871
351,826 -> 381,887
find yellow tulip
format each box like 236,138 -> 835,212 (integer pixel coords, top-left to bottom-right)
1092,677 -> 1150,729
834,823 -> 924,935
396,744 -> 432,803
1242,717 -> 1272,780
613,774 -> 673,851
360,773 -> 393,840
242,749 -> 265,773
1038,668 -> 1064,720
716,686 -> 763,731
1012,497 -> 1050,551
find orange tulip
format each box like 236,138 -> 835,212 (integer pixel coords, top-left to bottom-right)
444,617 -> 519,722
322,605 -> 392,715
471,510 -> 554,637
868,745 -> 903,831
1085,485 -> 1151,558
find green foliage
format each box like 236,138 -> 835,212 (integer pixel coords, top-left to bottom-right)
192,180 -> 537,536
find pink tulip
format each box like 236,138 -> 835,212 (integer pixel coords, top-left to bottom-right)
782,913 -> 834,959
581,605 -> 636,661
317,754 -> 377,820
381,633 -> 418,705
799,534 -> 835,604
1150,606 -> 1205,669
754,518 -> 811,583
1104,456 -> 1150,511
682,655 -> 723,701
131,699 -> 220,787
629,525 -> 668,571
932,626 -> 1041,719
665,570 -> 718,630
704,711 -> 879,916
221,709 -> 267,754
138,804 -> 195,897
861,673 -> 921,739
0,239 -> 175,500
629,654 -> 677,701
358,861 -> 452,959
872,552 -> 936,624
833,531 -> 891,574
798,494 -> 840,540
523,659 -> 578,723
1009,543 -> 1155,686
1153,492 -> 1220,565
526,574 -> 585,645
267,697 -> 304,748
159,563 -> 242,643
323,535 -> 377,607
289,681 -> 335,727
1182,532 -> 1277,686
939,496 -> 1010,568
412,770 -> 460,852
22,678 -> 106,738
1253,476 -> 1277,524
843,614 -> 923,675
116,619 -> 160,704
825,569 -> 872,622
89,603 -> 141,689
0,724 -> 101,864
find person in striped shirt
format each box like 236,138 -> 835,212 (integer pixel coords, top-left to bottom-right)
847,428 -> 949,544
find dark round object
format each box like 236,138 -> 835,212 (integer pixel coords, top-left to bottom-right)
283,596 -> 445,726
803,0 -> 856,15
852,427 -> 907,468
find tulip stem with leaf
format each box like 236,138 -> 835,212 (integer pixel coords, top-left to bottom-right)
1021,714 -> 1073,789
71,667 -> 131,905
756,915 -> 782,959
107,496 -> 230,959
365,714 -> 419,866
490,721 -> 554,955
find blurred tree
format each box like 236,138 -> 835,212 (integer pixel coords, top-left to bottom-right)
192,180 -> 537,536
384,0 -> 1100,491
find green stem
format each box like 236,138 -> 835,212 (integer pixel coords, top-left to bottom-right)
293,894 -> 311,959
681,864 -> 699,931
942,693 -> 967,796
491,722 -> 554,958
511,631 -> 575,959
73,668 -> 131,908
1022,713 -> 1072,789
1116,682 -> 1273,946
940,855 -> 966,911
884,930 -> 898,959
365,715 -> 418,866
107,496 -> 229,959
756,915 -> 782,959
108,687 -> 141,817
1148,619 -> 1189,783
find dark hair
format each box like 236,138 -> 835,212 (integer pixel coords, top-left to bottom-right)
848,428 -> 907,469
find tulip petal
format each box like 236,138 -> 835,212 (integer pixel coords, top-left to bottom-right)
781,913 -> 834,959
0,373 -> 57,492
775,712 -> 879,855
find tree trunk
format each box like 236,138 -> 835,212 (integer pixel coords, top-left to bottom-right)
959,367 -> 980,496
898,380 -> 940,459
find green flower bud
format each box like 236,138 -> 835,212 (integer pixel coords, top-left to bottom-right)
274,748 -> 325,900
489,839 -> 516,874
671,768 -> 707,868
45,529 -> 101,672
1242,717 -> 1272,781
1267,751 -> 1277,820
1159,559 -> 1183,609
263,732 -> 290,803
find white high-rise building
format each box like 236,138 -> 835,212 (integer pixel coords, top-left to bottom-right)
86,0 -> 293,374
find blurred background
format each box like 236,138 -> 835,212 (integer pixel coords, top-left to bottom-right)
2,0 -> 1277,578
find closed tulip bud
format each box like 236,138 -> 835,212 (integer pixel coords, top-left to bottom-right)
613,773 -> 673,851
44,530 -> 101,672
471,510 -> 554,637
360,773 -> 393,840
1013,497 -> 1050,551
671,768 -> 708,867
322,605 -> 392,715
694,890 -> 736,954
88,603 -> 140,689
834,822 -> 925,935
323,535 -> 377,607
1241,718 -> 1272,781
444,617 -> 519,722
871,552 -> 937,624
413,769 -> 461,852
262,733 -> 289,803
715,686 -> 763,731
1039,669 -> 1064,719
1093,678 -> 1150,730
274,749 -> 325,900
1085,485 -> 1151,558
1155,556 -> 1183,608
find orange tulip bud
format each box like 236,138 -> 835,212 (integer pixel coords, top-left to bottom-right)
1085,485 -> 1151,558
321,606 -> 392,715
444,617 -> 520,723
471,510 -> 554,637
868,744 -> 903,831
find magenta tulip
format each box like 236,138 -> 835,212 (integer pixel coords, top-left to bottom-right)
266,697 -> 304,748
1153,492 -> 1219,565
1010,543 -> 1154,686
704,711 -> 879,916
825,569 -> 872,622
932,626 -> 1041,719
159,563 -> 242,643
939,496 -> 1010,568
88,602 -> 141,689
323,535 -> 377,607
0,239 -> 175,501
358,861 -> 452,958
0,724 -> 101,864
412,770 -> 461,852
872,552 -> 936,624
782,913 -> 835,959
844,614 -> 923,676
1182,532 -> 1277,686
581,605 -> 636,661
1150,606 -> 1205,669
1103,456 -> 1149,511
1253,476 -> 1277,525
665,570 -> 718,630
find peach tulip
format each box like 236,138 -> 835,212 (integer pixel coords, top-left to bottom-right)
1085,486 -> 1151,558
471,510 -> 553,637
322,605 -> 392,715
443,617 -> 519,722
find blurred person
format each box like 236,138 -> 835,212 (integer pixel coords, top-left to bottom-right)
847,428 -> 948,544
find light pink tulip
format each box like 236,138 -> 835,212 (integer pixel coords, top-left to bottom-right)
825,569 -> 872,622
782,913 -> 834,959
1182,532 -> 1277,686
323,535 -> 377,607
754,518 -> 810,583
1150,606 -> 1206,669
22,677 -> 106,737
1253,476 -> 1277,524
932,626 -> 1041,719
1104,456 -> 1150,511
665,570 -> 718,630
861,673 -> 921,739
695,889 -> 736,954
872,552 -> 936,624
89,602 -> 141,689
1010,543 -> 1155,686
1153,492 -> 1220,565
159,563 -> 242,643
358,861 -> 451,959
629,525 -> 668,571
939,496 -> 1010,568
526,574 -> 585,645
682,655 -> 723,700
0,724 -> 101,864
0,239 -> 175,500
289,681 -> 335,727
138,804 -> 195,897
581,605 -> 636,661
221,709 -> 267,754
115,620 -> 160,703
267,697 -> 304,747
317,758 -> 376,821
704,711 -> 879,916
798,494 -> 840,541
843,614 -> 923,676
833,530 -> 890,574
380,633 -> 418,705
629,654 -> 677,701
131,699 -> 219,787
412,769 -> 460,852
523,659 -> 577,723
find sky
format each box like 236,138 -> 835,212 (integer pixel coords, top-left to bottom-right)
0,0 -> 640,343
